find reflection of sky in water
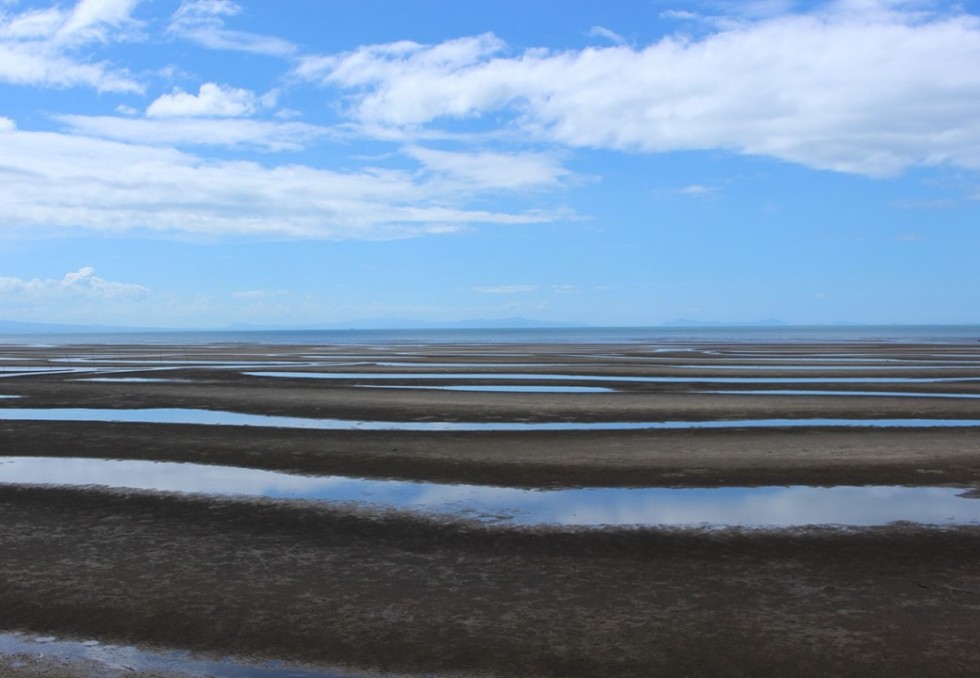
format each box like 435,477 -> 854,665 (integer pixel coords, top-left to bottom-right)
245,371 -> 980,384
689,356 -> 980,363
55,358 -> 310,366
0,367 -> 105,376
0,631 -> 341,678
77,377 -> 193,383
0,367 -> 180,378
676,364 -> 980,370
357,385 -> 616,393
1,457 -> 978,527
701,390 -> 980,399
1,408 -> 980,431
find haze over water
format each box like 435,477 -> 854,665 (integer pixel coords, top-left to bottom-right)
3,324 -> 980,347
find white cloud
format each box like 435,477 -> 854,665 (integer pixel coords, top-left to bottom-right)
0,267 -> 148,299
168,0 -> 295,56
57,114 -> 332,150
677,184 -> 717,197
588,25 -> 625,45
56,0 -> 140,43
661,10 -> 700,21
405,146 -> 569,190
299,6 -> 980,177
0,129 -> 557,240
146,82 -> 257,118
0,115 -> 15,131
0,0 -> 142,91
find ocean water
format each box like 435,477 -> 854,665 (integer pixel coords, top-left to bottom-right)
2,324 -> 980,346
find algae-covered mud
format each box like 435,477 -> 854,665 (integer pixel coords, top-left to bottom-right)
2,338 -> 980,677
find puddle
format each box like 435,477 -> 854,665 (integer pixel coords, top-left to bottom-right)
372,361 -> 558,368
56,358 -> 308,366
357,385 -> 616,393
1,408 -> 980,431
244,371 -> 980,384
1,457 -> 978,528
76,378 -> 193,383
0,630 -> 356,677
702,390 -> 980,399
676,364 -> 980,371
0,367 -> 108,377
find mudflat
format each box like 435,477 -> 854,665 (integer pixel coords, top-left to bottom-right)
1,340 -> 979,676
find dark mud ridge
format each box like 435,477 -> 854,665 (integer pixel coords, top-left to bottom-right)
2,340 -> 980,677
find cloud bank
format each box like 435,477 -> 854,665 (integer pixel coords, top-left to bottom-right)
3,0 -> 980,248
0,127 -> 556,239
298,5 -> 980,176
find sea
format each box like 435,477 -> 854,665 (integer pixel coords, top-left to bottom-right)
1,324 -> 979,346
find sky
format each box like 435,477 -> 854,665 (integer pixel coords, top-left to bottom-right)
1,0 -> 979,329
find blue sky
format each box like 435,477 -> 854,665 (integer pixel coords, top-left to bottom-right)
1,0 -> 978,328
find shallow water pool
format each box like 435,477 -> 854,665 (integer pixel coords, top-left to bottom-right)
1,456 -> 977,528
1,407 -> 980,431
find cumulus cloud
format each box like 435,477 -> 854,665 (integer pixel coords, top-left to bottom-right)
298,5 -> 980,177
168,0 -> 295,56
0,129 -> 557,240
0,0 -> 142,91
0,115 -> 15,131
146,82 -> 257,118
0,267 -> 148,299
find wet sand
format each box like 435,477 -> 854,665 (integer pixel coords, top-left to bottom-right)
2,341 -> 980,676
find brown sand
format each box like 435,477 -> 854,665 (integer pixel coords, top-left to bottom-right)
1,341 -> 980,676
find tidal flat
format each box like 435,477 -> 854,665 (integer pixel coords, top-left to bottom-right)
1,339 -> 980,677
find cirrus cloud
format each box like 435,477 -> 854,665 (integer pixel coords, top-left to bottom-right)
56,113 -> 332,150
167,0 -> 296,56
